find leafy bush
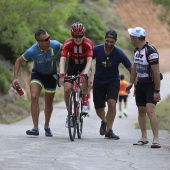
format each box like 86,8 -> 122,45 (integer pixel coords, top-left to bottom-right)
117,37 -> 134,52
67,4 -> 107,45
153,0 -> 170,32
0,66 -> 13,94
0,0 -> 78,63
0,75 -> 10,94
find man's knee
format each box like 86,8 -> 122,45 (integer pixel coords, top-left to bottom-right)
96,108 -> 105,115
31,94 -> 39,102
107,99 -> 116,108
146,103 -> 155,114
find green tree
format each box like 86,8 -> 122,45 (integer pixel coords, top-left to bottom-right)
0,66 -> 13,94
67,4 -> 106,45
0,0 -> 77,62
153,0 -> 170,32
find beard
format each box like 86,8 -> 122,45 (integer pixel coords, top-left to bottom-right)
105,44 -> 114,50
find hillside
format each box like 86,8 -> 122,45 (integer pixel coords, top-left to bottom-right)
115,0 -> 170,73
1,0 -> 170,123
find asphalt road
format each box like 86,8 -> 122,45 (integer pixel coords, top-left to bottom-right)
0,72 -> 170,170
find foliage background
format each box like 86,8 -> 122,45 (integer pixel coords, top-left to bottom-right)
1,0 -> 170,126
153,0 -> 170,32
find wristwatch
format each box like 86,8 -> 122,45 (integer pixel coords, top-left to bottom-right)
154,90 -> 160,93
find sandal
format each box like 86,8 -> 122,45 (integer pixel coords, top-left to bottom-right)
151,142 -> 161,148
44,128 -> 53,137
26,128 -> 39,136
133,140 -> 149,145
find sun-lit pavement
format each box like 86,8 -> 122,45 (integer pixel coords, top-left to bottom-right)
0,72 -> 170,170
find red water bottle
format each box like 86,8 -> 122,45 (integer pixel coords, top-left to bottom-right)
14,82 -> 24,96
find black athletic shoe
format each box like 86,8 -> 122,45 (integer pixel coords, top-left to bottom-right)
105,129 -> 120,140
26,128 -> 39,136
100,121 -> 107,135
123,113 -> 127,117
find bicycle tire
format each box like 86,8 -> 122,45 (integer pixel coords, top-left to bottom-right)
68,90 -> 76,141
77,95 -> 83,139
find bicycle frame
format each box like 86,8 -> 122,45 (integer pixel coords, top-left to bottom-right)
58,74 -> 88,141
72,76 -> 82,116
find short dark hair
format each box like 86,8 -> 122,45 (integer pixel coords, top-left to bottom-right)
35,29 -> 46,40
105,29 -> 117,40
120,74 -> 124,80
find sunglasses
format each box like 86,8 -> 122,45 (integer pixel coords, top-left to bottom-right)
72,34 -> 84,39
38,36 -> 50,42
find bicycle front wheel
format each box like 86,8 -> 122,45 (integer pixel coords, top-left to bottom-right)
68,90 -> 76,141
77,97 -> 83,139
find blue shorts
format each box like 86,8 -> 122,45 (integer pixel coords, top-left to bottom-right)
30,70 -> 57,93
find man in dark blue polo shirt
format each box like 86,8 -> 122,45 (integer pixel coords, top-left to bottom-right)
93,29 -> 132,139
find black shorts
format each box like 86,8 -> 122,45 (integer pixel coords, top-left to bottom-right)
118,95 -> 128,103
93,80 -> 120,109
31,70 -> 57,93
135,81 -> 157,106
64,60 -> 86,83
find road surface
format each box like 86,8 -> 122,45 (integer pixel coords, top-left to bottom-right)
0,72 -> 170,170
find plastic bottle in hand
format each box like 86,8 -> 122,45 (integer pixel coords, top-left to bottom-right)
14,82 -> 24,96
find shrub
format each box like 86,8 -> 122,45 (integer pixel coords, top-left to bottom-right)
0,66 -> 13,94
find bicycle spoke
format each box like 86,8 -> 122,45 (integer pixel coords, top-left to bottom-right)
77,97 -> 83,139
68,91 -> 76,141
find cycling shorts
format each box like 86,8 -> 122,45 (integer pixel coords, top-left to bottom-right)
118,95 -> 128,103
93,80 -> 120,109
64,60 -> 86,83
30,70 -> 57,93
135,81 -> 157,106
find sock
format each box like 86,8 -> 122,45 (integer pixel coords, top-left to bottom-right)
82,94 -> 88,106
123,109 -> 126,113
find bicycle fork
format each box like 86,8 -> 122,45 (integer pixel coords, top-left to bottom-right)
75,91 -> 81,123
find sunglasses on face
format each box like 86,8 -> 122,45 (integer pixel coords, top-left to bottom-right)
72,34 -> 84,39
38,36 -> 50,42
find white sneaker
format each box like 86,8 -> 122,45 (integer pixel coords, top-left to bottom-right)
82,105 -> 89,116
65,116 -> 73,128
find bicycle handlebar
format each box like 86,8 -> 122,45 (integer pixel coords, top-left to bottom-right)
57,74 -> 89,87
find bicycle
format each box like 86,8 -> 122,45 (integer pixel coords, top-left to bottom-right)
58,73 -> 89,141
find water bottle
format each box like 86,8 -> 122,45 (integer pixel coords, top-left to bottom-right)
14,82 -> 24,96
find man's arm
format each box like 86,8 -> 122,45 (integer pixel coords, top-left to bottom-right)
151,64 -> 160,91
59,57 -> 66,73
13,56 -> 26,85
127,65 -> 132,75
83,57 -> 92,75
126,64 -> 137,93
129,64 -> 137,84
151,63 -> 161,101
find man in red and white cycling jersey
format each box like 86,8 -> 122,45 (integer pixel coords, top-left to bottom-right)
59,22 -> 93,127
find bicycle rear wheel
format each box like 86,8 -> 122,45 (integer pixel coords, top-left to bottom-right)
77,97 -> 83,139
68,90 -> 76,141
